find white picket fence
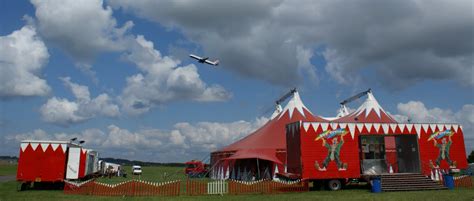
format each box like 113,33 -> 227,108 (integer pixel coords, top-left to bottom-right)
207,180 -> 228,195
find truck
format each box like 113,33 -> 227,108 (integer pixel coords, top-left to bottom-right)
185,160 -> 209,178
16,140 -> 99,190
285,122 -> 468,190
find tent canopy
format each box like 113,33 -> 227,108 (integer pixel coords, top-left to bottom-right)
333,91 -> 397,123
223,149 -> 283,164
216,92 -> 327,153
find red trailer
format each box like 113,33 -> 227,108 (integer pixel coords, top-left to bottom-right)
16,140 -> 98,190
285,121 -> 468,190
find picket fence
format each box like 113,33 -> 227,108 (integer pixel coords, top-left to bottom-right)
186,179 -> 308,196
64,179 -> 181,196
454,175 -> 472,188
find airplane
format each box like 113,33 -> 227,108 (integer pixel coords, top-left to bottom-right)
189,54 -> 219,66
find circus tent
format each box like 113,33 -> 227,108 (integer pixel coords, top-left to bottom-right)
210,91 -> 327,180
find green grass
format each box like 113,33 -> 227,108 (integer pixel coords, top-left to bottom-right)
0,164 -> 16,176
1,165 -> 473,201
97,166 -> 187,184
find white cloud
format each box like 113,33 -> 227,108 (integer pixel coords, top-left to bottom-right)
30,0 -> 132,62
40,97 -> 85,125
110,0 -> 473,89
119,35 -> 231,115
0,25 -> 50,97
394,101 -> 474,153
30,0 -> 134,83
4,117 -> 268,162
29,0 -> 231,113
40,77 -> 119,126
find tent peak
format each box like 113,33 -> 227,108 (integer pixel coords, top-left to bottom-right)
278,91 -> 312,119
354,91 -> 385,118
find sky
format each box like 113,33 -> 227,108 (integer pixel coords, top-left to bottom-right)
0,0 -> 472,162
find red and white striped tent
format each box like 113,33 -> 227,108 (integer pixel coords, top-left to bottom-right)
210,92 -> 327,179
333,91 -> 398,123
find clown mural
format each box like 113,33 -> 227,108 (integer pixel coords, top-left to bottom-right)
428,129 -> 456,169
314,128 -> 348,171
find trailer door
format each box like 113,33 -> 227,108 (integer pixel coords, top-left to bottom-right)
66,147 -> 80,179
396,135 -> 420,173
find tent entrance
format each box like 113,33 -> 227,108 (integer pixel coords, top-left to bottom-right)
230,159 -> 274,181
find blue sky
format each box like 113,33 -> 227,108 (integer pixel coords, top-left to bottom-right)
0,0 -> 472,162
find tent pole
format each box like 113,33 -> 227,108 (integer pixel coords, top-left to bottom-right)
257,158 -> 260,180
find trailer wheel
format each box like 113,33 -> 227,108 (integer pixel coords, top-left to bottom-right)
327,179 -> 342,191
17,182 -> 28,191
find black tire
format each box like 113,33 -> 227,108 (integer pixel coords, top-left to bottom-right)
17,183 -> 25,191
327,179 -> 342,191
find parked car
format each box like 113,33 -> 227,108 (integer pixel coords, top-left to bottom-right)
132,165 -> 142,175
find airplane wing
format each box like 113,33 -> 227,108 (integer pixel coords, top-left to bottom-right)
189,54 -> 202,60
205,59 -> 219,66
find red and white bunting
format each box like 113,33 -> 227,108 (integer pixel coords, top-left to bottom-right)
406,124 -> 413,133
311,122 -> 320,132
430,124 -> 437,132
389,124 -> 397,133
51,143 -> 59,151
303,122 -> 311,132
422,124 -> 430,133
373,123 -> 381,133
60,144 -> 67,153
452,125 -> 459,132
20,143 -> 29,152
302,123 -> 462,139
348,124 -> 356,139
356,123 -> 364,133
414,124 -> 422,138
320,123 -> 329,131
339,123 -> 347,130
382,124 -> 389,134
30,143 -> 39,151
40,143 -> 49,152
399,124 -> 406,133
364,123 -> 373,133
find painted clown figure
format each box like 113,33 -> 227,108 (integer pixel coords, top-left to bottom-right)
432,135 -> 456,168
315,129 -> 348,171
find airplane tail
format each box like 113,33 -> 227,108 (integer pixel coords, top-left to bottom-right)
214,60 -> 219,65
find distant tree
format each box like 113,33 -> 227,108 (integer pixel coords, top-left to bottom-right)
468,151 -> 474,163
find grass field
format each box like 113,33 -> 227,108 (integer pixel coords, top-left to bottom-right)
1,165 -> 473,201
0,164 -> 16,176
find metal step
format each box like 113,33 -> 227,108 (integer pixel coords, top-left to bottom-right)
380,173 -> 447,192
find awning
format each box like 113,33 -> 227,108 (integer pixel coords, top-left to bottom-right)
223,149 -> 283,164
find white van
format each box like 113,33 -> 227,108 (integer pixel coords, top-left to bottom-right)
132,165 -> 142,175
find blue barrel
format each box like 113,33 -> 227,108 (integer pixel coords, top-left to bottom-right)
371,178 -> 382,193
443,174 -> 454,190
